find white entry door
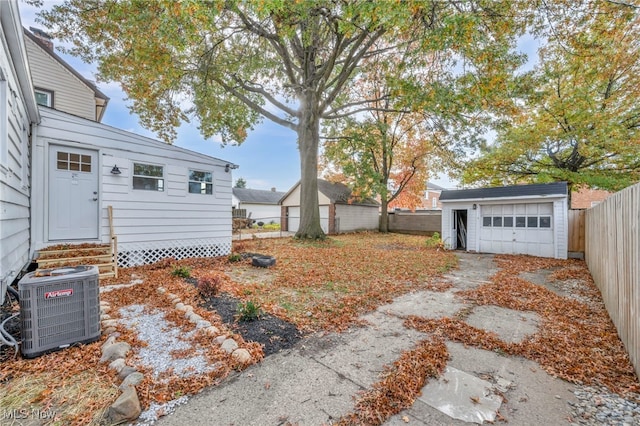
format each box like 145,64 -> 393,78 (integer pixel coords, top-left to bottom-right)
48,145 -> 99,240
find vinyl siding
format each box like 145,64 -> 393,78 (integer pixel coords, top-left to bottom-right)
25,36 -> 97,121
334,204 -> 379,232
238,203 -> 282,224
33,108 -> 232,252
0,29 -> 32,291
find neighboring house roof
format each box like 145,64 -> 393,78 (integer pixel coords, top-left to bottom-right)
233,188 -> 285,205
317,179 -> 379,205
426,182 -> 446,191
440,182 -> 568,202
280,179 -> 379,206
23,27 -> 109,121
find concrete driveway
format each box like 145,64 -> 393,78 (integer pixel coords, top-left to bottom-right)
153,252 -> 584,425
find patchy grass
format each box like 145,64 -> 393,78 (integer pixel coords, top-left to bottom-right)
220,233 -> 456,331
0,344 -> 119,425
0,232 -> 454,424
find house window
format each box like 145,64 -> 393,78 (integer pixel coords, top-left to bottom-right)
188,169 -> 213,194
133,163 -> 164,191
34,88 -> 53,107
482,216 -> 492,227
527,217 -> 538,228
57,151 -> 92,172
515,216 -> 526,227
503,217 -> 513,227
432,197 -> 437,209
493,216 -> 502,227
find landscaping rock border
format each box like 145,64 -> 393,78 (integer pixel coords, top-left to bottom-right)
97,285 -> 256,424
98,300 -> 142,424
156,286 -> 253,366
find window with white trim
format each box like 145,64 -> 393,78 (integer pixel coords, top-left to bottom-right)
483,215 -> 552,229
188,169 -> 213,194
432,197 -> 437,209
34,88 -> 53,107
133,163 -> 164,191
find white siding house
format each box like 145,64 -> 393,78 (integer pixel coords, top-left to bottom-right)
32,108 -> 235,266
24,28 -> 108,122
232,187 -> 284,225
440,182 -> 569,259
0,0 -> 39,303
280,179 -> 379,234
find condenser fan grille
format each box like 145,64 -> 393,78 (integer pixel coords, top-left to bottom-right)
19,266 -> 100,358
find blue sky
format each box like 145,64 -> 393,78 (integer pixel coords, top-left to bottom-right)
20,1 -> 540,191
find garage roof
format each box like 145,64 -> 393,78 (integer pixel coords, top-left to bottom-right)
440,182 -> 567,201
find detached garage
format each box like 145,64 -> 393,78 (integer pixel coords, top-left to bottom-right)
280,179 -> 379,234
440,182 -> 568,259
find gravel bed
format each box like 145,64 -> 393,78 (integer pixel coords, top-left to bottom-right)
135,396 -> 190,425
119,304 -> 217,379
569,385 -> 640,425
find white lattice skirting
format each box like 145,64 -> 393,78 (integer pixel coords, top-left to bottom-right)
117,238 -> 232,267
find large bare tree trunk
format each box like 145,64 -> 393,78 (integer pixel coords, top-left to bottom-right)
296,92 -> 325,239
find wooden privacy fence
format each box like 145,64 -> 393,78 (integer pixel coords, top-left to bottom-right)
568,209 -> 586,254
585,183 -> 640,377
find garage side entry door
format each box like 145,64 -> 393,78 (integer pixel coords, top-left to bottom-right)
479,203 -> 554,257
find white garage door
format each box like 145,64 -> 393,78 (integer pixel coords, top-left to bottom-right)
286,206 -> 329,233
479,203 -> 554,257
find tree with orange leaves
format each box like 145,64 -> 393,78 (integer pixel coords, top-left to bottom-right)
322,40 -> 468,232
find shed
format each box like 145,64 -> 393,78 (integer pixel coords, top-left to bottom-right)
31,107 -> 236,266
232,187 -> 285,225
280,179 -> 379,234
440,182 -> 568,259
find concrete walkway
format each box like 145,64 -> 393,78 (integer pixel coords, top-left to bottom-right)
157,253 -> 577,425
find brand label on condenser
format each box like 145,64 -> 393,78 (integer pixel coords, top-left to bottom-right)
44,289 -> 73,299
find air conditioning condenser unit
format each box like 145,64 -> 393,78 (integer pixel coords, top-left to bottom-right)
19,265 -> 101,358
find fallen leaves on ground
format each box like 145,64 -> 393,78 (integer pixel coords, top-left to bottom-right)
1,233 -> 452,424
336,337 -> 449,426
218,233 -> 456,332
406,254 -> 639,397
0,260 -> 259,424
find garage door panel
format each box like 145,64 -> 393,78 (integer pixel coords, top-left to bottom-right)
479,203 -> 554,258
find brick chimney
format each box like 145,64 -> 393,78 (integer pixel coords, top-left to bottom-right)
271,187 -> 276,192
29,27 -> 53,50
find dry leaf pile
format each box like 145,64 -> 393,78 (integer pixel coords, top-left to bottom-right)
1,233 -> 453,424
406,255 -> 639,397
222,233 -> 456,332
8,236 -> 630,426
337,337 -> 449,425
0,259 -> 260,425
